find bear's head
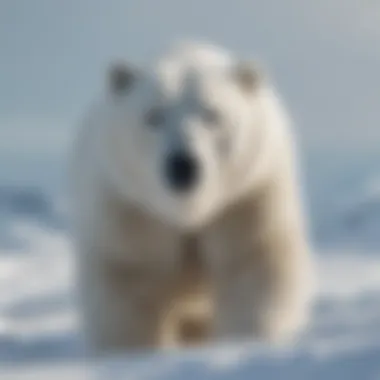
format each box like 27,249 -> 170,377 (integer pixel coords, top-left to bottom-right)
99,42 -> 283,230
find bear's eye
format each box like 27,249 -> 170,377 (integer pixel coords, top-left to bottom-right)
144,108 -> 166,128
202,107 -> 221,127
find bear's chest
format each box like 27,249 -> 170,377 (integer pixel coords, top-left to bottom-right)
178,234 -> 208,293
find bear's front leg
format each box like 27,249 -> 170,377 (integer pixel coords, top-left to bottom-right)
77,255 -> 173,355
205,176 -> 315,345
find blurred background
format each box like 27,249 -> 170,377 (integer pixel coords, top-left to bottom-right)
0,0 -> 380,377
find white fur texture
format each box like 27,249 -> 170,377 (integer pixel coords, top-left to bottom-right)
70,40 -> 316,355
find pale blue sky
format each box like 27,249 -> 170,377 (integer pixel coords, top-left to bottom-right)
0,0 -> 379,191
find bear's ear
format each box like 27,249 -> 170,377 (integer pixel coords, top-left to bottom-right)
232,60 -> 265,93
108,62 -> 138,94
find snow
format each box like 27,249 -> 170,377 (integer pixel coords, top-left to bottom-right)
0,216 -> 380,379
317,176 -> 380,250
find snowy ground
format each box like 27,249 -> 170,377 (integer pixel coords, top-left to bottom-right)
0,218 -> 380,379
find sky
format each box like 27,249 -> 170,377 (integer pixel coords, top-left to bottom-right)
0,0 -> 379,193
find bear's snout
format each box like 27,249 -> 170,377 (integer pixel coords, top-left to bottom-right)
164,151 -> 200,193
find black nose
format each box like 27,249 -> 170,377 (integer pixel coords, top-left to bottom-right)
164,152 -> 199,192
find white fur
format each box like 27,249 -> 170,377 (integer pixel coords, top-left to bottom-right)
70,40 -> 316,354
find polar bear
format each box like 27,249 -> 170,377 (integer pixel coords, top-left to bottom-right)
70,40 -> 315,355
